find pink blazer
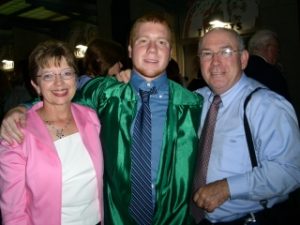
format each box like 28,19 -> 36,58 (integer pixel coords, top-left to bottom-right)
0,102 -> 104,225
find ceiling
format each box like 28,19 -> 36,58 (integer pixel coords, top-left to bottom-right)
0,0 -> 183,43
0,0 -> 99,42
0,0 -> 184,64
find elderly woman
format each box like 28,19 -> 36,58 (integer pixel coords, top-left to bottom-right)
0,40 -> 103,225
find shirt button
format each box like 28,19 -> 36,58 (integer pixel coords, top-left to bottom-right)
159,94 -> 163,98
146,82 -> 151,87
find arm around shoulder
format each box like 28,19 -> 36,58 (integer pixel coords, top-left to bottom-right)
0,105 -> 28,144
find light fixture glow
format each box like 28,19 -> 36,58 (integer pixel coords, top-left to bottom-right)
74,44 -> 88,58
1,59 -> 14,71
209,20 -> 231,29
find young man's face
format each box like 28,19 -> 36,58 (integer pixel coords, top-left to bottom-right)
128,21 -> 172,81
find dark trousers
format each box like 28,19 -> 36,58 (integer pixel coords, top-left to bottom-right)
197,199 -> 297,225
198,212 -> 264,225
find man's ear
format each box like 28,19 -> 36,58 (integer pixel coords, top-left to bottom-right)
30,80 -> 41,96
128,45 -> 132,59
241,49 -> 249,70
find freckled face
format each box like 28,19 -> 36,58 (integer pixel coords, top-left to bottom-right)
31,57 -> 77,107
128,22 -> 172,81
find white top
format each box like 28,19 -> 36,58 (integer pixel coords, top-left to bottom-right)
54,133 -> 100,225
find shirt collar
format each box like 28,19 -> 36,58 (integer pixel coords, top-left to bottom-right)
130,69 -> 168,93
204,73 -> 248,107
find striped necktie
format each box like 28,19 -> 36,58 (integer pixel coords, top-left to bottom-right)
191,95 -> 222,223
129,87 -> 156,225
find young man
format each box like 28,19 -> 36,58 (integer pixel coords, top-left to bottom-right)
192,28 -> 300,225
0,13 -> 203,225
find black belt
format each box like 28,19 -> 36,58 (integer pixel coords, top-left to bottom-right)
198,211 -> 263,225
197,200 -> 289,225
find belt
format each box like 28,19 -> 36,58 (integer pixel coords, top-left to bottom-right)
197,210 -> 265,225
197,199 -> 290,225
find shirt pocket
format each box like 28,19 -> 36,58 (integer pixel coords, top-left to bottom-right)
211,131 -> 253,176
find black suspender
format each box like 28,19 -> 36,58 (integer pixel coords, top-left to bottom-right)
243,87 -> 263,167
243,87 -> 268,208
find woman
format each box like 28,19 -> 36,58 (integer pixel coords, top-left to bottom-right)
77,37 -> 129,89
0,40 -> 103,225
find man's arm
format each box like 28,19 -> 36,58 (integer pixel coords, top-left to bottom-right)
0,77 -> 103,144
74,73 -> 131,110
0,106 -> 27,144
0,70 -> 132,144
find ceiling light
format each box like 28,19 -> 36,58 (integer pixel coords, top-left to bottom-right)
1,59 -> 14,71
74,45 -> 88,58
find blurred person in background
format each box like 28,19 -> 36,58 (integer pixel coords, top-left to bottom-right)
245,29 -> 291,102
3,59 -> 36,114
166,58 -> 183,85
77,37 -> 129,89
0,70 -> 12,123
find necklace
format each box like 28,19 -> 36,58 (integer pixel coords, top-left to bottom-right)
44,117 -> 72,139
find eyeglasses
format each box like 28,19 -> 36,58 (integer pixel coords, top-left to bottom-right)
36,69 -> 76,82
199,48 -> 241,61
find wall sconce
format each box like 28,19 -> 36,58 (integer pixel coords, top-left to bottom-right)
1,59 -> 14,71
199,20 -> 231,37
185,1 -> 258,39
199,19 -> 242,37
209,20 -> 231,29
74,44 -> 88,58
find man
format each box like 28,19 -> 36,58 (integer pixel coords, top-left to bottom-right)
244,29 -> 291,102
191,27 -> 300,225
0,13 -> 202,225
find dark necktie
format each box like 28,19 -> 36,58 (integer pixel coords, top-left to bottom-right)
191,95 -> 222,223
129,88 -> 156,225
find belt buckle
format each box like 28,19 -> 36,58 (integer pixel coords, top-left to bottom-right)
243,213 -> 257,225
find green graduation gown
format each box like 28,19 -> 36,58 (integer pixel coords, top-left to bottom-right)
75,76 -> 203,225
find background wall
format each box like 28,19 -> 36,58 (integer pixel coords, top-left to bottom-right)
1,0 -> 299,118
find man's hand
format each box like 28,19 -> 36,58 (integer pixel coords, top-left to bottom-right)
0,106 -> 27,144
193,179 -> 230,213
116,69 -> 131,83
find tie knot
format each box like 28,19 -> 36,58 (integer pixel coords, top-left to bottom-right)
212,95 -> 221,105
139,87 -> 157,103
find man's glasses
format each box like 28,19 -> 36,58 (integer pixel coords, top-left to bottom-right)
199,47 -> 241,61
36,69 -> 76,82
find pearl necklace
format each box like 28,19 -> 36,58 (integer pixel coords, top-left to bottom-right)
44,117 -> 72,139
